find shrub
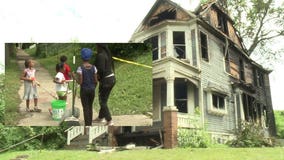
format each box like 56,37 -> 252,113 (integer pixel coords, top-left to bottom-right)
0,74 -> 4,123
227,121 -> 274,147
178,128 -> 211,148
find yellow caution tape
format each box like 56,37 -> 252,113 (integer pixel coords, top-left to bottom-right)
113,56 -> 152,69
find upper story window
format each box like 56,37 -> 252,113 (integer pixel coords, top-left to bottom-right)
145,36 -> 158,61
173,31 -> 186,59
239,59 -> 245,81
200,32 -> 209,61
217,11 -> 228,35
223,46 -> 230,73
253,69 -> 264,87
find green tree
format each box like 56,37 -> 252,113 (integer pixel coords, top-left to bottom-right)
227,0 -> 284,68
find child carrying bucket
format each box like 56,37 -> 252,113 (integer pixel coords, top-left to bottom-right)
20,59 -> 41,112
54,63 -> 68,100
49,63 -> 69,116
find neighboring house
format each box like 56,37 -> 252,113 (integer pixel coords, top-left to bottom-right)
129,0 -> 276,144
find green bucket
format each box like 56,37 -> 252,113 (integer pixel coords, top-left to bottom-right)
51,100 -> 66,121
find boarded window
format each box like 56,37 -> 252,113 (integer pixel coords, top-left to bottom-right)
212,93 -> 225,110
173,31 -> 186,59
200,32 -> 209,61
145,36 -> 158,61
175,78 -> 187,113
239,59 -> 245,81
224,47 -> 230,73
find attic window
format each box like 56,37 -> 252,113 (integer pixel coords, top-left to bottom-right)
217,11 -> 228,35
149,8 -> 176,27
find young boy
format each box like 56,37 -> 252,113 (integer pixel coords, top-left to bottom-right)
75,48 -> 98,126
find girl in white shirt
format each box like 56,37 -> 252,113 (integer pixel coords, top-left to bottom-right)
54,63 -> 68,100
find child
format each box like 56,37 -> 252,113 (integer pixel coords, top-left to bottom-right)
54,63 -> 68,100
74,48 -> 98,126
20,59 -> 41,112
60,55 -> 71,80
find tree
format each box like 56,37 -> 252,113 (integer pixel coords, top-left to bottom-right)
227,0 -> 284,68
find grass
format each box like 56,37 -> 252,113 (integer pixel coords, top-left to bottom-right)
1,148 -> 284,160
3,59 -> 22,125
275,110 -> 284,138
25,45 -> 152,115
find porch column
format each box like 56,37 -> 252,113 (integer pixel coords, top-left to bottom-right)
166,77 -> 175,107
163,77 -> 178,149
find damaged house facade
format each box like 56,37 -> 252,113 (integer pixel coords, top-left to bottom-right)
130,0 -> 276,145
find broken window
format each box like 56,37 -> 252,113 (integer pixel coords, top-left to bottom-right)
253,69 -> 264,87
160,32 -> 167,58
239,59 -> 245,81
174,78 -> 187,113
173,31 -> 186,59
149,8 -> 176,27
200,32 -> 209,61
242,94 -> 257,122
212,93 -> 225,110
145,36 -> 158,61
223,46 -> 230,73
217,11 -> 228,35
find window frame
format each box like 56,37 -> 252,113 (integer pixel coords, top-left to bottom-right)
206,91 -> 227,116
200,31 -> 209,62
173,31 -> 186,59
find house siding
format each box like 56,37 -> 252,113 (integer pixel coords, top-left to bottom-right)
199,28 -> 235,134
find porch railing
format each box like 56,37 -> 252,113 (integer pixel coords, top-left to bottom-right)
177,113 -> 201,128
88,126 -> 108,144
65,126 -> 85,145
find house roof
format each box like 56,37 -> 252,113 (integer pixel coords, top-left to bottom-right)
130,0 -> 272,73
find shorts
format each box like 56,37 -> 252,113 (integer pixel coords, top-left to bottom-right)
57,91 -> 66,97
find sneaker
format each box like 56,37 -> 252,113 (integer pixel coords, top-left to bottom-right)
92,117 -> 106,123
105,120 -> 114,126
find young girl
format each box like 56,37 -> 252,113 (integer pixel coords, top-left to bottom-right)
20,59 -> 41,112
54,63 -> 68,100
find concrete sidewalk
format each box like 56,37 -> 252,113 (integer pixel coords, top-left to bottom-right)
15,49 -> 152,126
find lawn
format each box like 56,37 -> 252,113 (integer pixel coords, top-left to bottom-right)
1,148 -> 284,160
275,111 -> 284,137
3,59 -> 22,125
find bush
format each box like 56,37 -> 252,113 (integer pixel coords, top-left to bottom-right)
178,128 -> 211,148
0,74 -> 4,123
227,121 -> 274,147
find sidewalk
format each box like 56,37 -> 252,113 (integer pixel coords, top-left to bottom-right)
16,49 -> 152,126
16,49 -> 84,126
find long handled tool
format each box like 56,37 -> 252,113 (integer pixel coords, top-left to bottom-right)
61,46 -> 81,126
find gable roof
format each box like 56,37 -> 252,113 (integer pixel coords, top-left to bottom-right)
132,0 -> 196,34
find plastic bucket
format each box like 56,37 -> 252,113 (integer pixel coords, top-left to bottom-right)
51,100 -> 66,121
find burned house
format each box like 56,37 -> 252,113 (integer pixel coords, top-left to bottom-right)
129,0 -> 276,145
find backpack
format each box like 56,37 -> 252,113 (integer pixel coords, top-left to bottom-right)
81,65 -> 95,90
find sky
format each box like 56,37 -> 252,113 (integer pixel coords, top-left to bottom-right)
0,0 -> 283,110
